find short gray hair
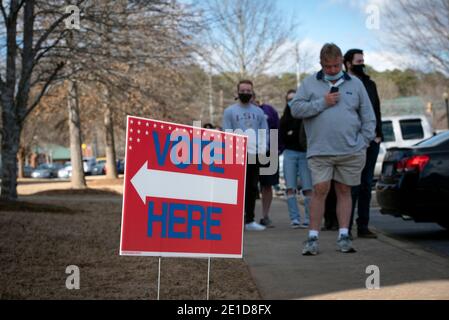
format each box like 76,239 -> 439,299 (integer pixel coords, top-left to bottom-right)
320,43 -> 343,62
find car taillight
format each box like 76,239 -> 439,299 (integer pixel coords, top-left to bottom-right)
396,155 -> 430,173
395,159 -> 405,172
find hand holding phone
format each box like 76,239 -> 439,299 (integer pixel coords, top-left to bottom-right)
325,86 -> 340,107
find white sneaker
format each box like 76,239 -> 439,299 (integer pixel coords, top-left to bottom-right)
245,222 -> 266,231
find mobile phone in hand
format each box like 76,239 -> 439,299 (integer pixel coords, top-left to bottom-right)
330,86 -> 339,93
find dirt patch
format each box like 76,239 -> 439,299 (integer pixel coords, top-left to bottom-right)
87,178 -> 124,187
33,188 -> 120,197
17,178 -> 123,196
0,182 -> 261,300
0,200 -> 75,214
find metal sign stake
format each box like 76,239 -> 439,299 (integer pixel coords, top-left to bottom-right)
207,257 -> 211,300
157,257 -> 161,300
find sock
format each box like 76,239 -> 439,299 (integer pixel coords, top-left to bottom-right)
339,228 -> 349,239
309,230 -> 319,239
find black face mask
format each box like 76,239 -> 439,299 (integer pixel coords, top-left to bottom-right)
238,93 -> 252,104
351,64 -> 366,77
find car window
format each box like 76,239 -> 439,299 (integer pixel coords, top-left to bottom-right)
400,119 -> 424,140
382,121 -> 395,142
416,131 -> 449,147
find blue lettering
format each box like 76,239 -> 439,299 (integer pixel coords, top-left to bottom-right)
206,207 -> 222,240
209,141 -> 225,174
168,203 -> 187,239
148,202 -> 168,238
152,130 -> 226,174
187,205 -> 205,239
153,132 -> 171,166
171,135 -> 190,169
147,202 -> 222,241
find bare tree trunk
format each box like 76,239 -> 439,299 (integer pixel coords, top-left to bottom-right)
0,0 -> 20,201
103,87 -> 117,179
0,106 -> 20,201
17,146 -> 25,179
0,0 -> 61,200
67,79 -> 86,189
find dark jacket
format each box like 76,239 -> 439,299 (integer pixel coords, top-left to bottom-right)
360,75 -> 383,140
279,103 -> 307,152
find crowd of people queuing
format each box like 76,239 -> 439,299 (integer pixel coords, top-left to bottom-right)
208,43 -> 382,256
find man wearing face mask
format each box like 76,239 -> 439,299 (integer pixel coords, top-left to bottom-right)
289,43 -> 376,255
344,49 -> 383,239
222,80 -> 269,231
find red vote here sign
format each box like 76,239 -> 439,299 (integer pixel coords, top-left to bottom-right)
120,116 -> 247,258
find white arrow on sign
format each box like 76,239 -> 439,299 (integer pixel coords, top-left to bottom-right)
131,161 -> 239,205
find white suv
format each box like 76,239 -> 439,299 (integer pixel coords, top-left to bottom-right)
374,115 -> 434,178
58,158 -> 97,177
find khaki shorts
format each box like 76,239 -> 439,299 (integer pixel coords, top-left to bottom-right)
307,151 -> 366,186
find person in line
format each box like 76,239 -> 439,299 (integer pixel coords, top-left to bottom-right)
344,48 -> 383,239
222,80 -> 269,231
290,43 -> 376,255
253,93 -> 280,228
279,89 -> 313,229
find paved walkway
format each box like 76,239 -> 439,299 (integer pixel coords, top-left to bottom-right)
243,198 -> 449,299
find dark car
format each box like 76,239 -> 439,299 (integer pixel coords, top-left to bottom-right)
92,160 -> 106,175
23,165 -> 33,177
376,131 -> 449,230
117,159 -> 125,174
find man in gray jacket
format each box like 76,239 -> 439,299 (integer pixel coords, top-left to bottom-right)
290,43 -> 376,255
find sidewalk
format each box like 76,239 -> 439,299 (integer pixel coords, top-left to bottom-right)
243,198 -> 449,300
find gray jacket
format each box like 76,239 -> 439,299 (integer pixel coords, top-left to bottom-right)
290,71 -> 376,158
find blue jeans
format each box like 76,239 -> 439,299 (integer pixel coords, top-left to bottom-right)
350,140 -> 380,232
283,149 -> 312,223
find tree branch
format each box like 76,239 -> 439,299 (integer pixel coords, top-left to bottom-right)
21,61 -> 64,123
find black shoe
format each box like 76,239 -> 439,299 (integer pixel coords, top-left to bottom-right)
260,218 -> 274,228
357,229 -> 377,239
